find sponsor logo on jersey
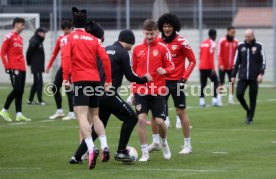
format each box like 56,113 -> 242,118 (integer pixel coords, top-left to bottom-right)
107,50 -> 116,55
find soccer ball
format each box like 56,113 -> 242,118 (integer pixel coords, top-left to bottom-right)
126,146 -> 138,162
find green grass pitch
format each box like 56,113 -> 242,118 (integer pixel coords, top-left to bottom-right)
0,85 -> 276,179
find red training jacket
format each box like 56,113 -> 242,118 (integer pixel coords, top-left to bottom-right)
46,34 -> 67,71
159,34 -> 196,81
61,29 -> 112,83
1,31 -> 26,71
199,38 -> 216,70
132,38 -> 175,95
217,37 -> 238,70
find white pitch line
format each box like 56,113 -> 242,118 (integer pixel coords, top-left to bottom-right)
126,168 -> 223,172
212,152 -> 228,154
40,119 -> 56,123
9,122 -> 28,125
272,141 -> 276,144
195,128 -> 276,132
0,167 -> 41,170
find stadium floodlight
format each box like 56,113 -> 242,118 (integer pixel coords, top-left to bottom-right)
0,13 -> 40,30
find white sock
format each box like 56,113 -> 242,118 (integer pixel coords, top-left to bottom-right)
141,144 -> 148,153
200,97 -> 205,105
184,137 -> 191,146
165,116 -> 170,121
1,108 -> 7,112
160,137 -> 167,145
84,137 -> 95,153
218,94 -> 222,102
16,112 -> 22,116
229,94 -> 234,101
212,97 -> 218,103
57,109 -> 63,113
99,135 -> 108,150
152,134 -> 160,144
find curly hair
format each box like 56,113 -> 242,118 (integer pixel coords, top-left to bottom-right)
157,13 -> 181,32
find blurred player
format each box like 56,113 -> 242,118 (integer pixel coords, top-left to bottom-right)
46,20 -> 76,120
69,28 -> 153,164
147,13 -> 196,154
26,27 -> 47,105
62,7 -> 112,169
199,29 -> 219,107
0,17 -> 31,122
231,29 -> 266,124
217,26 -> 238,105
132,19 -> 174,162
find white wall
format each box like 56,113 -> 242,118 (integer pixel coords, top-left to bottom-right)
0,29 -> 274,84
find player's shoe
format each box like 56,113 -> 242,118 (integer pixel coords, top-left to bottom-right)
212,98 -> 221,107
81,151 -> 89,161
27,100 -> 36,105
16,115 -> 31,122
228,95 -> 235,104
37,101 -> 48,106
148,143 -> 161,153
139,151 -> 149,162
49,111 -> 65,119
175,116 -> 182,129
88,148 -> 99,169
62,112 -> 76,120
101,147 -> 110,162
114,150 -> 132,162
165,116 -> 171,128
199,98 -> 206,107
179,145 -> 192,154
161,141 -> 171,160
0,111 -> 12,122
69,156 -> 82,164
245,117 -> 253,125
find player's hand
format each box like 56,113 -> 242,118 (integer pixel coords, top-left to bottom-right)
156,67 -> 166,75
62,80 -> 71,90
45,67 -> 50,74
219,65 -> 224,71
257,74 -> 263,84
104,82 -> 112,91
144,73 -> 153,82
231,77 -> 236,84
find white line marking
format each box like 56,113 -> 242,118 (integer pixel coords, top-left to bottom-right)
0,167 -> 41,170
272,141 -> 276,144
9,122 -> 28,125
126,168 -> 223,172
212,152 -> 228,154
40,119 -> 56,123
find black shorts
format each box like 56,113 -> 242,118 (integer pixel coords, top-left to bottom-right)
72,81 -> 100,108
134,94 -> 166,120
219,70 -> 232,84
166,80 -> 186,109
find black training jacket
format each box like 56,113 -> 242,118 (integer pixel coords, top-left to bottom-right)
26,32 -> 45,74
98,41 -> 147,90
232,39 -> 266,81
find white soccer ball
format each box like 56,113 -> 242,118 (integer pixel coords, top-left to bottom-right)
126,146 -> 138,162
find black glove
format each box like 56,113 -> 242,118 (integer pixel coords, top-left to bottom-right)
5,69 -> 11,75
178,78 -> 187,89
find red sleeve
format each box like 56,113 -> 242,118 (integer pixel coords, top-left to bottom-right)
61,37 -> 71,81
97,40 -> 112,83
47,38 -> 60,70
210,41 -> 216,70
162,46 -> 175,75
181,41 -> 196,80
217,39 -> 223,68
1,35 -> 11,70
132,47 -> 137,73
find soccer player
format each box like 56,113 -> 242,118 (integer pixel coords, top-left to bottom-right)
132,19 -> 174,162
26,27 -> 47,105
46,20 -> 75,120
231,29 -> 266,124
62,7 -> 112,169
69,29 -> 153,164
217,26 -> 238,105
148,13 -> 196,154
0,17 -> 31,122
199,29 -> 219,107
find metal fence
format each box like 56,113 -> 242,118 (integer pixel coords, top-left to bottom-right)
0,0 -> 275,85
